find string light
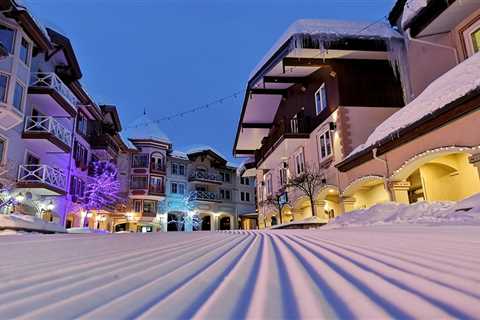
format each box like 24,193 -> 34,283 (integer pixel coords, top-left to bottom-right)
127,90 -> 243,128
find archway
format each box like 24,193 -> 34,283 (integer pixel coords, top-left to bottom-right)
219,216 -> 231,230
115,223 -> 127,232
292,196 -> 313,220
201,215 -> 211,231
65,213 -> 76,229
391,150 -> 480,203
167,213 -> 179,231
315,185 -> 342,221
342,176 -> 390,212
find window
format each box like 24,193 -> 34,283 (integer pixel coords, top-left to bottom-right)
20,38 -> 29,65
150,176 -> 164,194
240,177 -> 250,185
70,176 -> 85,198
0,25 -> 15,54
172,163 -> 185,175
290,114 -> 299,133
130,176 -> 148,189
171,163 -> 178,175
220,189 -> 231,200
266,174 -> 273,196
471,27 -> 480,53
0,137 -> 5,163
221,172 -> 231,183
240,191 -> 244,201
73,141 -> 88,167
314,83 -> 327,115
294,149 -> 305,175
13,82 -> 24,111
318,130 -> 333,160
143,200 -> 157,216
0,74 -> 8,103
132,153 -> 148,168
464,20 -> 480,57
133,200 -> 142,212
151,153 -> 165,172
246,192 -> 250,202
171,182 -> 185,194
77,113 -> 88,136
279,167 -> 288,186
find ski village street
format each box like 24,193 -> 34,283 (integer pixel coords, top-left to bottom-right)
1,0 -> 480,319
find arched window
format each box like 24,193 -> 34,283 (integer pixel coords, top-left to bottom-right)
150,152 -> 165,172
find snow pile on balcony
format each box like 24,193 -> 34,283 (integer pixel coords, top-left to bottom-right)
1,227 -> 479,318
327,194 -> 480,228
250,19 -> 403,79
0,214 -> 66,233
122,115 -> 171,145
350,52 -> 480,157
401,0 -> 429,28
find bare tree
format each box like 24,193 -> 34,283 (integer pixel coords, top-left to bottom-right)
287,165 -> 325,217
263,192 -> 290,225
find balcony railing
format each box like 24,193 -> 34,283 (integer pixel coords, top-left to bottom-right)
149,185 -> 165,195
189,171 -> 222,183
90,134 -> 120,154
23,116 -> 72,147
150,163 -> 166,173
30,72 -> 79,109
17,164 -> 67,191
189,191 -> 219,202
255,115 -> 311,164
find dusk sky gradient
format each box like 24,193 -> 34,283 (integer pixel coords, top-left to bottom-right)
26,0 -> 396,164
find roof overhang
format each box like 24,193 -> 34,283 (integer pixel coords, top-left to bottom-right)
233,36 -> 392,157
46,28 -> 82,80
5,5 -> 51,51
100,105 -> 122,132
187,149 -> 227,165
407,0 -> 479,37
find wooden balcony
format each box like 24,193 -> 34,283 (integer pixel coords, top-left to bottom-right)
28,72 -> 79,116
255,115 -> 311,165
188,171 -> 223,185
189,191 -> 221,203
22,116 -> 72,153
17,164 -> 67,195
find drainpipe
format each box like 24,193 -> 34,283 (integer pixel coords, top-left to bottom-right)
372,148 -> 393,201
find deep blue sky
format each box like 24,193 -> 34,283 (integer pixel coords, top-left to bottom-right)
27,0 -> 395,164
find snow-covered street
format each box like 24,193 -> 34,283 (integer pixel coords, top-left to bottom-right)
0,226 -> 479,319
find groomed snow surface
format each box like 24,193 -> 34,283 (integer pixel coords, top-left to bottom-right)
1,225 -> 480,319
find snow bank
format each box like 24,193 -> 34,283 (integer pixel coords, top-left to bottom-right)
328,194 -> 480,228
350,52 -> 480,157
0,214 -> 66,233
66,227 -> 109,234
0,227 -> 479,318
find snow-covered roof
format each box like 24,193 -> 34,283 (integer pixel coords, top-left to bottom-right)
250,19 -> 403,80
349,52 -> 480,157
169,150 -> 189,160
184,145 -> 228,160
401,0 -> 429,28
12,0 -> 52,43
121,115 -> 171,144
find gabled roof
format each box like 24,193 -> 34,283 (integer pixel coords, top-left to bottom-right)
186,146 -> 228,165
46,27 -> 82,80
100,105 -> 122,132
337,52 -> 480,171
3,0 -> 52,51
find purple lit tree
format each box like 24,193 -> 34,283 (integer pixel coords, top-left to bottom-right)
82,160 -> 121,226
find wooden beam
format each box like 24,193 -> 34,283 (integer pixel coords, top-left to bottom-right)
263,76 -> 307,84
250,88 -> 287,96
241,123 -> 272,129
283,57 -> 332,68
234,149 -> 256,155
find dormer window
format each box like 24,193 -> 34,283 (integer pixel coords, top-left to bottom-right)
315,83 -> 327,115
0,25 -> 15,54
